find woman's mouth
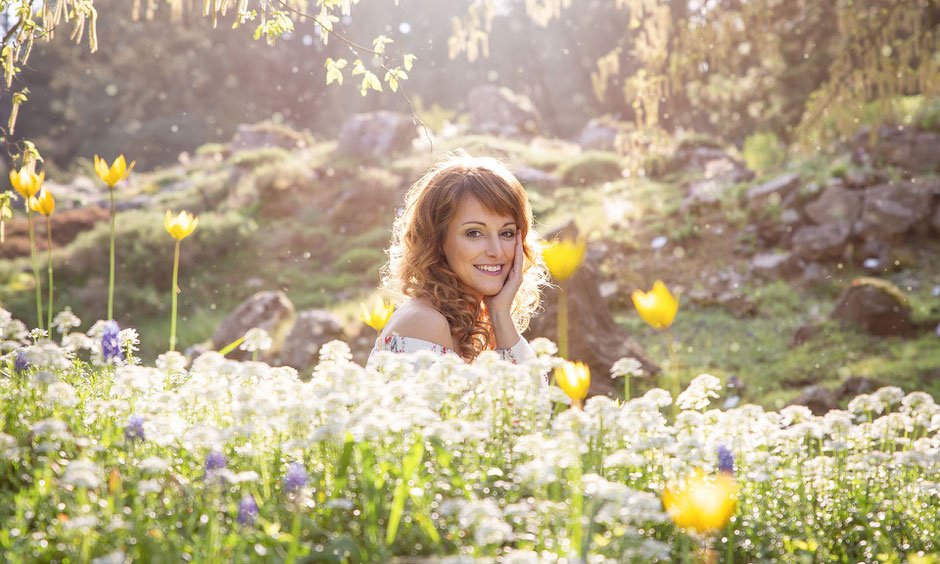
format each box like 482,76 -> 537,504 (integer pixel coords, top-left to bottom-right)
474,264 -> 503,275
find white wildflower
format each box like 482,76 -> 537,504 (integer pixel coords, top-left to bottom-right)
874,386 -> 904,411
62,332 -> 94,353
139,456 -> 170,474
847,394 -> 883,416
529,338 -> 558,356
239,328 -> 272,352
642,388 -> 673,408
62,459 -> 102,489
43,382 -> 79,408
138,479 -> 163,494
31,370 -> 59,386
52,309 -> 81,335
29,328 -> 49,341
676,374 -> 721,411
31,418 -> 71,441
610,356 -> 643,379
25,342 -> 72,371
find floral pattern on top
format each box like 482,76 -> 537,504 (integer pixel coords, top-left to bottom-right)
367,333 -> 536,366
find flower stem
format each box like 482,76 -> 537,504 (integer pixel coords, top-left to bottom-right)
169,239 -> 181,352
558,283 -> 569,359
46,218 -> 53,331
108,188 -> 116,321
26,208 -> 44,330
624,373 -> 630,403
666,330 -> 679,418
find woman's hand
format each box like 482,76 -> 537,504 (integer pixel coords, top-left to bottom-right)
485,232 -> 524,348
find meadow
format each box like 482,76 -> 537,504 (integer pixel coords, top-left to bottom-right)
1,308 -> 938,563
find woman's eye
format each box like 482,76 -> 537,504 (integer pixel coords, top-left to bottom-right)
501,230 -> 516,238
466,230 -> 482,238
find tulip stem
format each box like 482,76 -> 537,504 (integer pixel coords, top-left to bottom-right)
107,187 -> 116,321
624,373 -> 630,403
557,283 -> 569,359
26,207 -> 44,330
169,239 -> 181,352
666,330 -> 680,418
46,218 -> 53,331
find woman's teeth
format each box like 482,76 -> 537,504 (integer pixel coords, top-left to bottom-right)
475,265 -> 502,273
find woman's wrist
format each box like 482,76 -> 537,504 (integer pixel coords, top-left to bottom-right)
490,311 -> 521,349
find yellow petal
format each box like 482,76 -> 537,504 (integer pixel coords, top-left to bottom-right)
555,361 -> 590,401
542,237 -> 586,282
632,280 -> 678,330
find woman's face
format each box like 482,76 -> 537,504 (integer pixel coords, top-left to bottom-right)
442,195 -> 517,298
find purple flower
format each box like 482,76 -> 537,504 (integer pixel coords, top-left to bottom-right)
101,320 -> 123,363
124,415 -> 145,442
14,349 -> 29,374
237,494 -> 259,526
205,451 -> 227,473
717,445 -> 734,475
283,462 -> 307,494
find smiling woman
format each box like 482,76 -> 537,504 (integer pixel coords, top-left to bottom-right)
370,153 -> 549,365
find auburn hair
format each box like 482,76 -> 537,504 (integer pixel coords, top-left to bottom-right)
381,153 -> 547,360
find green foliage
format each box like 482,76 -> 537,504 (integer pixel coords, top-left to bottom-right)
742,132 -> 786,174
558,151 -> 624,186
916,97 -> 940,132
228,147 -> 295,169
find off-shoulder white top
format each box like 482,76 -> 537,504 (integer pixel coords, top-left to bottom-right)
366,333 -> 536,367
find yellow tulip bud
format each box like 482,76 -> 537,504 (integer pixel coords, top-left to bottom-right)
542,237 -> 586,282
94,154 -> 135,188
165,210 -> 199,240
554,360 -> 590,405
662,469 -> 737,535
632,280 -> 679,330
360,299 -> 395,332
28,189 -> 55,216
10,167 -> 44,199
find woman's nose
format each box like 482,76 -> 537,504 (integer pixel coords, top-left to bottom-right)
486,236 -> 502,257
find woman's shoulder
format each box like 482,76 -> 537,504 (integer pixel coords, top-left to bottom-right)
383,299 -> 454,349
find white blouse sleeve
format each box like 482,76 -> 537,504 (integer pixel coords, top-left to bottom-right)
495,337 -> 536,365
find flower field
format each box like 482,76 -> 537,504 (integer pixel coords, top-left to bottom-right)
2,309 -> 939,563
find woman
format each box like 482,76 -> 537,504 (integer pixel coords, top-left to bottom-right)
368,153 -> 547,365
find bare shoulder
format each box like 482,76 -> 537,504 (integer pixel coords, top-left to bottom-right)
383,300 -> 455,349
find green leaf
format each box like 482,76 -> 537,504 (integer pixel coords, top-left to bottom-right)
385,439 -> 425,546
403,53 -> 417,71
218,336 -> 245,356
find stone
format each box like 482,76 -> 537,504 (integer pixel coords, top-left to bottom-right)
525,222 -> 658,396
857,181 -> 939,238
804,186 -> 863,225
513,165 -> 561,189
682,179 -> 725,212
835,376 -> 886,400
212,291 -> 296,362
278,309 -> 348,372
861,126 -> 940,173
467,85 -> 540,137
791,221 -> 852,261
829,279 -> 915,336
576,118 -> 629,151
747,172 -> 801,210
787,385 -> 838,416
337,111 -> 416,157
789,323 -> 821,348
751,252 -> 794,277
232,122 -> 309,151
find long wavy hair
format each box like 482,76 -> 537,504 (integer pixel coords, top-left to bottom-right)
381,153 -> 548,360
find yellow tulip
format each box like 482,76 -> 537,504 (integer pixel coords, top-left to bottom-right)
165,210 -> 199,240
360,299 -> 394,332
10,167 -> 44,199
555,360 -> 590,406
662,469 -> 737,535
94,154 -> 135,188
632,280 -> 679,330
542,237 -> 586,282
28,189 -> 55,216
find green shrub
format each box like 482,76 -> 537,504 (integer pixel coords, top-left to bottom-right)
334,247 -> 386,275
558,151 -> 624,186
917,97 -> 940,132
742,132 -> 786,173
228,146 -> 294,169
